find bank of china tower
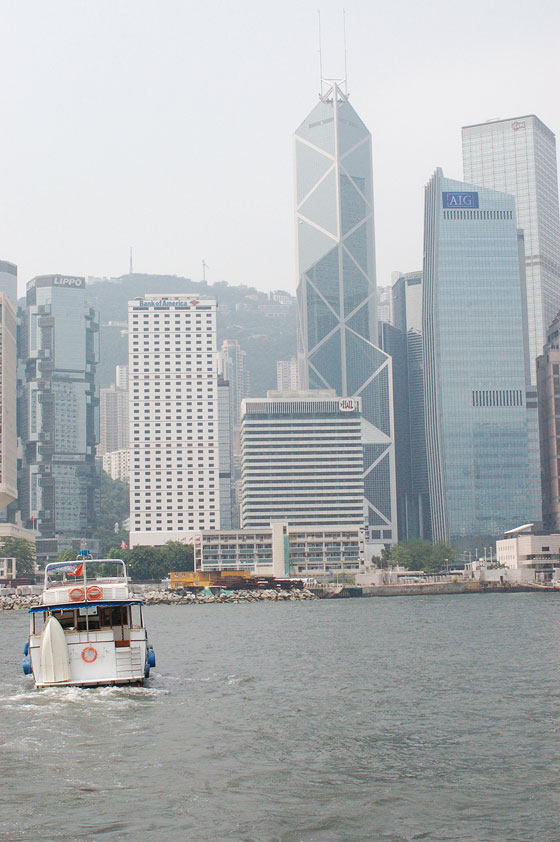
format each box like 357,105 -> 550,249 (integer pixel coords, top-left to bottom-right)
295,82 -> 396,543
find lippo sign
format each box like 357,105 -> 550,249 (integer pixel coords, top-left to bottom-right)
27,275 -> 85,292
53,276 -> 84,287
339,398 -> 358,412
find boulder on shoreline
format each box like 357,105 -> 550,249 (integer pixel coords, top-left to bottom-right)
0,588 -> 317,610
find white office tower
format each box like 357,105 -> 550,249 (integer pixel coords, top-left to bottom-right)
276,358 -> 300,391
462,116 -> 560,377
240,390 -> 364,528
0,293 -> 17,511
128,295 -> 220,546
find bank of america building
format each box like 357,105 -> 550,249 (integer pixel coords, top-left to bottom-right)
294,82 -> 396,544
423,170 -> 541,544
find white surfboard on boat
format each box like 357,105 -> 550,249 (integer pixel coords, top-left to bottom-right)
40,615 -> 71,684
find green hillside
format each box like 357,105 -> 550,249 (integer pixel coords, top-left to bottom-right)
87,274 -> 297,397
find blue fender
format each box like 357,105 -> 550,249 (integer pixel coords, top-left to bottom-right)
23,641 -> 29,657
22,655 -> 32,675
147,648 -> 156,668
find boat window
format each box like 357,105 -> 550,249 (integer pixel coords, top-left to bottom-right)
131,604 -> 142,628
55,610 -> 76,629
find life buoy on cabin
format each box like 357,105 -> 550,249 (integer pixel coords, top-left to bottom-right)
69,587 -> 85,602
86,585 -> 103,601
81,646 -> 98,663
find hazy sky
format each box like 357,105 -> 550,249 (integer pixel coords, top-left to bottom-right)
1,0 -> 559,298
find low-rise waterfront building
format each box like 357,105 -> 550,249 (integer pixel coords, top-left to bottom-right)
496,523 -> 560,577
0,557 -> 16,579
190,521 -> 365,579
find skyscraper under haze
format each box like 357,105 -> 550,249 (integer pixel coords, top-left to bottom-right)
295,81 -> 396,544
19,275 -> 99,558
462,116 -> 560,377
423,169 -> 541,545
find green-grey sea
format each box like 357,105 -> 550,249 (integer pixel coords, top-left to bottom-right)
1,594 -> 559,841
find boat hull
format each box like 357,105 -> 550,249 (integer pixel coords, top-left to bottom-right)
29,626 -> 149,688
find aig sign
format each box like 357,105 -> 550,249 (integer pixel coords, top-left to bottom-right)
442,192 -> 479,209
339,398 -> 357,412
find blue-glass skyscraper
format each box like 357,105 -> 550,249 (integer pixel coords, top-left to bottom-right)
295,82 -> 396,544
423,169 -> 541,544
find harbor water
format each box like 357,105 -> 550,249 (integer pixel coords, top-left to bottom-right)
1,594 -> 559,841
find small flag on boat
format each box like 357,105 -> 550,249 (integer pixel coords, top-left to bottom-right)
67,563 -> 84,577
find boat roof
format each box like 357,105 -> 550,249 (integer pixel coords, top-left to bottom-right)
29,599 -> 144,614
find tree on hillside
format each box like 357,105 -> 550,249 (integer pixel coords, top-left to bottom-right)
0,537 -> 36,576
93,472 -> 130,555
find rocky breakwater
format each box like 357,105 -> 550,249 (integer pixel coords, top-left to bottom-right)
0,593 -> 40,611
141,588 -> 318,605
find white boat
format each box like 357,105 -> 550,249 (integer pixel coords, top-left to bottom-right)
22,556 -> 155,688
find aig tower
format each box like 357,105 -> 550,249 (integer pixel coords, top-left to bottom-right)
294,82 -> 396,543
423,170 -> 541,545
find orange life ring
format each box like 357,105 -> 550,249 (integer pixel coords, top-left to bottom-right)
81,646 -> 98,663
86,585 -> 103,601
69,587 -> 85,602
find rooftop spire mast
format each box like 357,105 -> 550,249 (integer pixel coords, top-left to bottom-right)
318,9 -> 324,97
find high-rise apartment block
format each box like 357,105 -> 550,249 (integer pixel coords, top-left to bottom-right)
276,357 -> 300,391
19,275 -> 99,557
115,364 -> 129,391
102,448 -> 130,482
99,378 -> 129,455
295,82 -> 396,543
423,170 -> 541,545
240,390 -> 364,529
537,313 -> 560,531
462,115 -> 560,377
128,295 -> 220,546
0,292 -> 17,511
0,260 -> 17,309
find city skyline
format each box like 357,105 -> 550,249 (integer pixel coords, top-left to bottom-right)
1,1 -> 559,297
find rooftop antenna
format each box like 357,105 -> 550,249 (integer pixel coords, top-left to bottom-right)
318,9 -> 324,96
343,9 -> 348,95
129,246 -> 133,275
202,258 -> 208,283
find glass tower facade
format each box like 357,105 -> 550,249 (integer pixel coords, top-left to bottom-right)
423,170 -> 541,545
295,82 -> 396,542
388,271 -> 431,540
462,116 -> 560,379
19,275 -> 99,557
